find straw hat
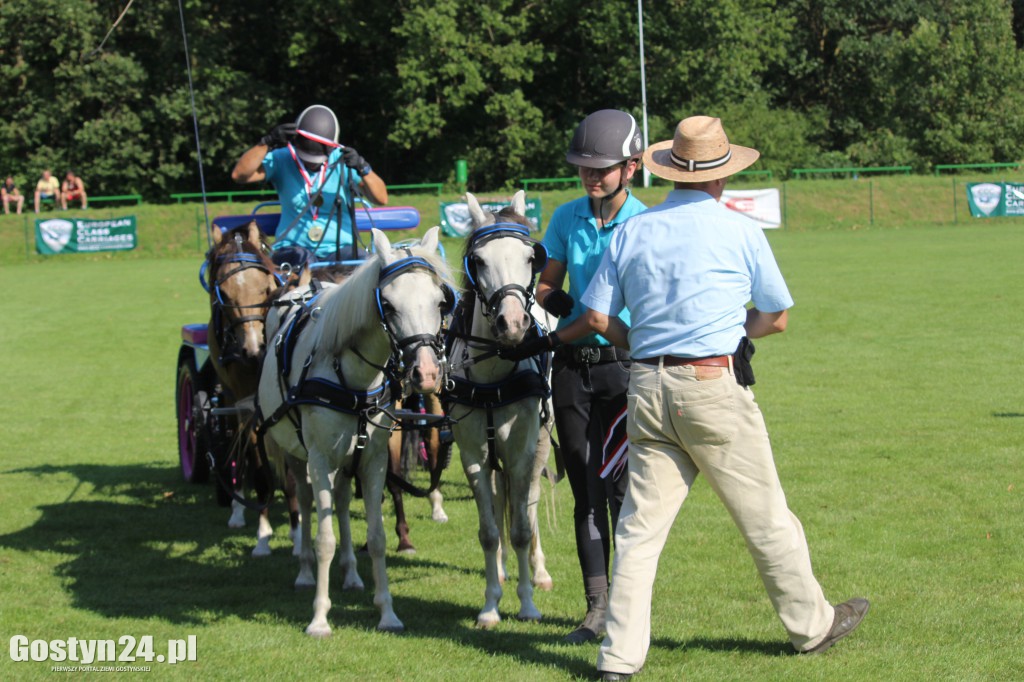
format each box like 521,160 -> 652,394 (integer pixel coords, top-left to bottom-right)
643,116 -> 759,183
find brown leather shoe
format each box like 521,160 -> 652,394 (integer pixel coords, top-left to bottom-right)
803,598 -> 870,654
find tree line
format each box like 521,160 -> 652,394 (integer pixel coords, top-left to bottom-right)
2,0 -> 1023,200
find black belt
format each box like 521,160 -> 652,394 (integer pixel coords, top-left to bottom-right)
555,344 -> 630,366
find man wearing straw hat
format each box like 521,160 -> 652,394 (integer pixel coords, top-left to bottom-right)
578,116 -> 868,680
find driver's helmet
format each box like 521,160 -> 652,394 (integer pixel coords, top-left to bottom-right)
294,105 -> 340,166
566,109 -> 643,169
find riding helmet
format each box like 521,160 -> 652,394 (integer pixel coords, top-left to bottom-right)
566,109 -> 643,169
294,104 -> 340,166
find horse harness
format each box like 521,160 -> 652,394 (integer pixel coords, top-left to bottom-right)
445,225 -> 552,473
256,254 -> 453,478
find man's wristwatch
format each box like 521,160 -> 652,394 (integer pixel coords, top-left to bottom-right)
358,164 -> 373,178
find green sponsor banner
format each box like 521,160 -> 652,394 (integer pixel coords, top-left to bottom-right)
439,198 -> 542,237
965,182 -> 1024,218
36,216 -> 138,254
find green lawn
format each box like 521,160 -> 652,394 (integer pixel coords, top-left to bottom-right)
0,210 -> 1022,679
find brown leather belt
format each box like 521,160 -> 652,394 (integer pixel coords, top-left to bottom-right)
635,355 -> 731,367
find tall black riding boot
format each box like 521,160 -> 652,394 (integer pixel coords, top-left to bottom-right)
563,590 -> 608,644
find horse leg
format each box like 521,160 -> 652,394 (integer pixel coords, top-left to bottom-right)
306,454 -> 336,638
494,469 -> 509,586
429,488 -> 447,523
285,463 -> 301,557
528,430 -> 553,591
362,454 -> 404,632
387,427 -> 415,553
509,466 -> 542,622
423,393 -> 449,523
228,497 -> 246,528
251,442 -> 275,558
334,472 -> 364,591
286,455 -> 315,590
461,445 -> 503,628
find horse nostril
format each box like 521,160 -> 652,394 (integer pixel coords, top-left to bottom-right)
495,316 -> 509,333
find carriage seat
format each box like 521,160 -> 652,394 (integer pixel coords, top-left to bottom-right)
211,205 -> 422,237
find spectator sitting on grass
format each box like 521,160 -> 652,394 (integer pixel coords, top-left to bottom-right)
2,176 -> 24,215
34,169 -> 61,213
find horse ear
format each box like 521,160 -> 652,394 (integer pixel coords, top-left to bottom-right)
419,226 -> 440,254
245,220 -> 262,248
511,190 -> 526,216
212,225 -> 224,245
466,192 -> 492,228
372,228 -> 393,260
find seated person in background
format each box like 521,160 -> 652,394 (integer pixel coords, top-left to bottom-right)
61,171 -> 87,210
231,104 -> 388,270
34,169 -> 61,213
2,175 -> 24,214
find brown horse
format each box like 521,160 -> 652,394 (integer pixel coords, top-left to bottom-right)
383,392 -> 450,553
205,220 -> 302,556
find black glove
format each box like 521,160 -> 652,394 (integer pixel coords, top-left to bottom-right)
541,289 -> 574,318
260,123 -> 296,149
498,331 -> 563,362
342,147 -> 372,176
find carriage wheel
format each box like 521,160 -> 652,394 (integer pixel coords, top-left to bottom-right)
176,361 -> 210,483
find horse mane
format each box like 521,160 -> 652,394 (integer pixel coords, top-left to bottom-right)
313,240 -> 454,357
457,205 -> 532,311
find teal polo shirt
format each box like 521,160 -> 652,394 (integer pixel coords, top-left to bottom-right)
542,191 -> 647,346
262,146 -> 355,256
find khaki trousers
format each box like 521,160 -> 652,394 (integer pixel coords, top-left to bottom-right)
596,360 -> 834,674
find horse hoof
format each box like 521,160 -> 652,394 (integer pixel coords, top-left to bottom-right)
432,512 -> 449,523
227,519 -> 246,530
294,578 -> 315,591
252,544 -> 272,558
342,579 -> 365,591
377,622 -> 405,634
533,577 -> 554,592
305,624 -> 331,639
476,615 -> 501,629
517,610 -> 542,622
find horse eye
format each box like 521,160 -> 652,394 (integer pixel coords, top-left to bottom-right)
381,300 -> 395,313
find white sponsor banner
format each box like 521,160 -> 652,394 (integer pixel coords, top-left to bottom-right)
720,188 -> 782,229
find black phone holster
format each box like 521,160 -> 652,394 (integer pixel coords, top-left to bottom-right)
733,336 -> 756,387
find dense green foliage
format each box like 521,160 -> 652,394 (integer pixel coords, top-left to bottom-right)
2,0 -> 1024,198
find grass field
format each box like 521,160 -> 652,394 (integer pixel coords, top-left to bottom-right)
1,185 -> 1023,680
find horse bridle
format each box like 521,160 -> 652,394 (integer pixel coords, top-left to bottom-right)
372,253 -> 455,385
463,223 -> 547,328
200,239 -> 286,362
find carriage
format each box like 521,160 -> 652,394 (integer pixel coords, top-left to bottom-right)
174,202 -> 427,505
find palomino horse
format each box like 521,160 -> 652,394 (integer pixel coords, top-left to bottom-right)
203,221 -> 300,557
257,227 -> 454,636
444,191 -> 554,628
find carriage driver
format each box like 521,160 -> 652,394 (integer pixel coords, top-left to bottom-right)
231,104 -> 388,269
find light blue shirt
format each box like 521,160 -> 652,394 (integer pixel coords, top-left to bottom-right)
582,189 -> 794,359
542,192 -> 647,346
263,147 -> 355,256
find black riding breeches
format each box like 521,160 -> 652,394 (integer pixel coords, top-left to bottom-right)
551,355 -> 630,583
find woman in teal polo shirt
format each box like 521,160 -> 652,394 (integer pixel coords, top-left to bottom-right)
530,109 -> 648,644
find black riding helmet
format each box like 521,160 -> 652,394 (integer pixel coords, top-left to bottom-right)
566,109 -> 643,169
294,104 -> 340,166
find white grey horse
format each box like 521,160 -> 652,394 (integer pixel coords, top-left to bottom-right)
445,192 -> 554,628
257,227 -> 454,637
